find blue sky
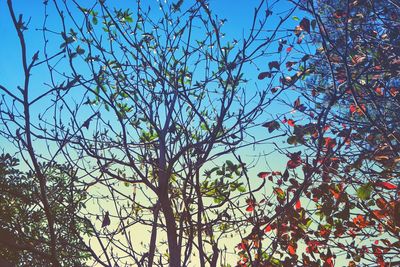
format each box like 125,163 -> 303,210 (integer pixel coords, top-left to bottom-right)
0,0 -> 296,88
0,0 -> 301,163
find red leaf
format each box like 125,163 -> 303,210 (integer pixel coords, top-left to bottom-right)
293,97 -> 306,112
274,187 -> 286,200
376,182 -> 397,190
237,242 -> 247,251
264,225 -> 272,233
350,104 -> 357,114
373,210 -> 387,219
287,160 -> 299,169
329,188 -> 340,199
351,55 -> 366,64
353,215 -> 369,228
295,200 -> 301,210
287,119 -> 295,127
257,172 -> 270,179
246,205 -> 254,212
325,257 -> 334,267
350,103 -> 366,115
287,152 -> 302,169
246,199 -> 256,212
359,104 -> 366,113
324,137 -> 336,149
319,228 -> 331,238
286,46 -> 293,53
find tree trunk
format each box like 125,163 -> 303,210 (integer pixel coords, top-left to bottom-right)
159,192 -> 181,267
148,202 -> 160,267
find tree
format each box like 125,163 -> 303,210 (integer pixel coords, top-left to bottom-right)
0,153 -> 90,266
236,0 -> 400,266
298,1 -> 400,265
0,0 -> 89,265
0,0 -> 296,266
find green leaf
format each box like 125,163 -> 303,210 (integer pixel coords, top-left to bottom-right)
271,258 -> 281,266
357,183 -> 373,200
298,218 -> 312,230
226,160 -> 234,167
237,185 -> 246,193
92,16 -> 98,25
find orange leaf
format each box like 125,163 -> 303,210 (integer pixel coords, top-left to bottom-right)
375,87 -> 383,96
287,119 -> 295,127
353,215 -> 369,228
329,188 -> 340,199
288,244 -> 296,255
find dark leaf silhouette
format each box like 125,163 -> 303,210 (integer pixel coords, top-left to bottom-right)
300,18 -> 310,33
258,71 -> 272,80
268,61 -> 280,70
102,211 -> 110,228
262,120 -> 280,133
